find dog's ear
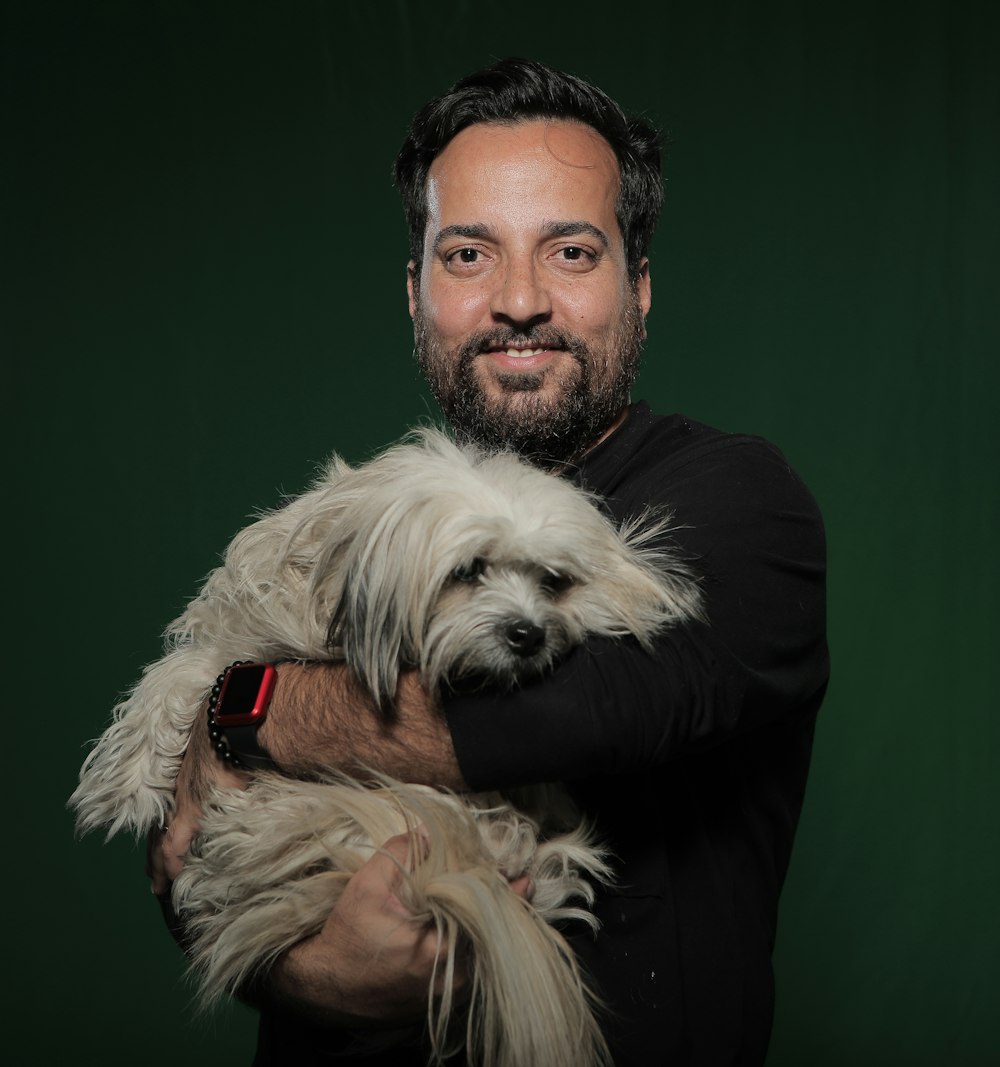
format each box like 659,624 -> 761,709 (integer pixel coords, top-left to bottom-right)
317,437 -> 473,712
324,486 -> 455,714
325,514 -> 435,715
606,515 -> 705,633
326,578 -> 403,717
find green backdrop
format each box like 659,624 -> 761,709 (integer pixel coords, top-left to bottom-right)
7,2 -> 997,1063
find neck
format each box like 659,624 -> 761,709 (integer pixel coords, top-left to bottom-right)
549,403 -> 630,474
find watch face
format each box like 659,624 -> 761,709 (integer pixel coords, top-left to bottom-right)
214,663 -> 277,726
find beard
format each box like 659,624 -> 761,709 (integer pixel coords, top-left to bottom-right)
414,290 -> 646,466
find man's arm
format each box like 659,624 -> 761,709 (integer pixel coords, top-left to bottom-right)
147,663 -> 473,1026
258,665 -> 466,789
150,666 -> 464,891
267,830 -> 468,1027
441,438 -> 829,792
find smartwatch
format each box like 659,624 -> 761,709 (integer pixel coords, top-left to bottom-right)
207,661 -> 279,770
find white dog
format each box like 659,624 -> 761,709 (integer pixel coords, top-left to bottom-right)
71,428 -> 701,1067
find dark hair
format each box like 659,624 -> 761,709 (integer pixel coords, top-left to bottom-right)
393,58 -> 662,278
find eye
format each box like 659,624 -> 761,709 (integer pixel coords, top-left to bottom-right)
452,558 -> 486,583
444,246 -> 489,274
552,245 -> 598,271
540,571 -> 575,596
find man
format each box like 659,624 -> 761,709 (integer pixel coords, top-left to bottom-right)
151,58 -> 828,1065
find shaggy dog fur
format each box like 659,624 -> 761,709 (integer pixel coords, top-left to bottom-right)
71,429 -> 702,1067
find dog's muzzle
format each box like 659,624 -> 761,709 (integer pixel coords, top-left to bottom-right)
504,620 -> 546,657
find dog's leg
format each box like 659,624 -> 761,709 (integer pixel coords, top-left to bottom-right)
70,646 -> 221,838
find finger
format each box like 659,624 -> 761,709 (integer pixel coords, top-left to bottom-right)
375,828 -> 430,879
160,828 -> 185,884
356,830 -> 429,917
146,828 -> 169,895
147,826 -> 179,895
146,810 -> 199,891
377,831 -> 468,990
508,873 -> 535,901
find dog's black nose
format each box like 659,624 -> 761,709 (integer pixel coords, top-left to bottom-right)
504,621 -> 546,657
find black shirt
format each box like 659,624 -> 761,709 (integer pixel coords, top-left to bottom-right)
255,405 -> 829,1065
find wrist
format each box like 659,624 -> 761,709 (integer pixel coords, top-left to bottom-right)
254,661 -> 362,776
207,661 -> 281,771
253,663 -> 289,767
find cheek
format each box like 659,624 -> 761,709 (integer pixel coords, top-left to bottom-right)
557,284 -> 623,335
423,284 -> 489,340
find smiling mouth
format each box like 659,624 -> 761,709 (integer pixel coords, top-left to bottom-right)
488,346 -> 549,359
457,330 -> 581,373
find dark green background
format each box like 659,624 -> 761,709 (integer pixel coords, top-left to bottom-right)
7,1 -> 997,1063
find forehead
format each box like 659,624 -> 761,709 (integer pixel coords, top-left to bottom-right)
424,120 -> 622,244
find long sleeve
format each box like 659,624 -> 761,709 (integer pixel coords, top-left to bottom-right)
444,411 -> 829,792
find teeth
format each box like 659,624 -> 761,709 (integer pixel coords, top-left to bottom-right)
505,348 -> 545,358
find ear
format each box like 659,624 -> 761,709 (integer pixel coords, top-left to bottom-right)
327,569 -> 404,717
407,260 -> 419,320
636,258 -> 651,337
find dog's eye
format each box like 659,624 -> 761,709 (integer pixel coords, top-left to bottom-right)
541,571 -> 574,596
452,558 -> 486,583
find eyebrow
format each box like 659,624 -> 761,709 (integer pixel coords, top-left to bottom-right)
431,224 -> 498,255
431,220 -> 611,255
542,220 -> 611,248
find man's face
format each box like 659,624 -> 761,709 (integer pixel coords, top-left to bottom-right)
408,120 -> 651,463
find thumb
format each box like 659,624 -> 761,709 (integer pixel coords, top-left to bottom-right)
357,828 -> 431,916
376,826 -> 431,874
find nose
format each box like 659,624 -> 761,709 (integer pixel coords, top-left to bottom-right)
489,256 -> 552,329
504,620 -> 546,657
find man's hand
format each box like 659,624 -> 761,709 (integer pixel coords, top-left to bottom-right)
271,830 -> 462,1026
270,831 -> 533,1027
146,709 -> 250,895
144,661 -> 489,1023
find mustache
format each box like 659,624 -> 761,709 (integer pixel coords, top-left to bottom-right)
456,327 -> 589,367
